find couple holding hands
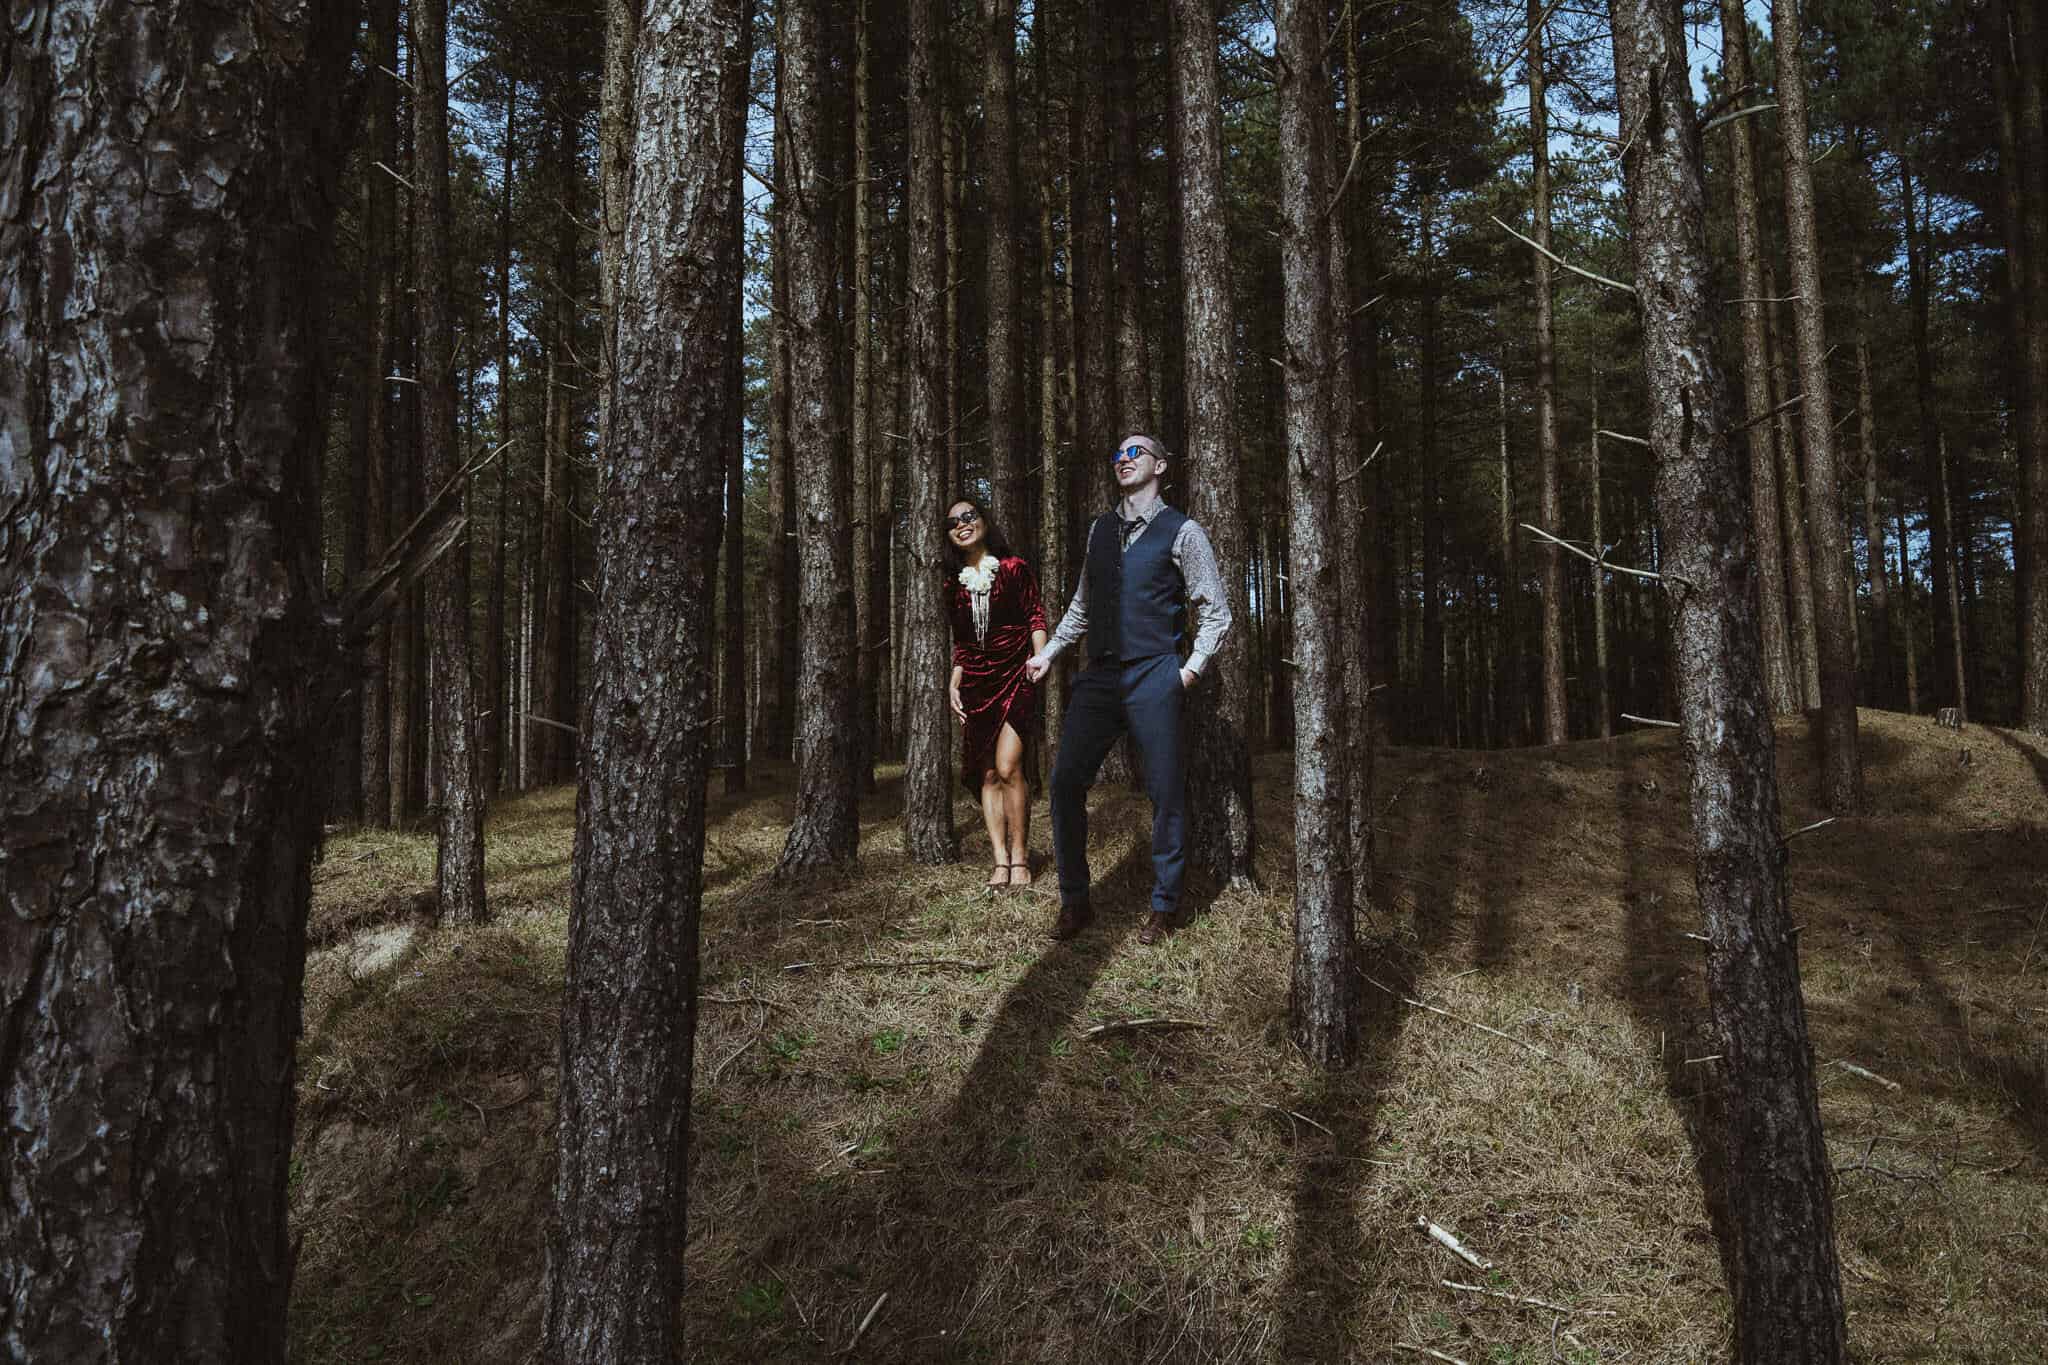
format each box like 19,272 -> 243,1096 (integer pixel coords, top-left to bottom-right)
944,434 -> 1232,947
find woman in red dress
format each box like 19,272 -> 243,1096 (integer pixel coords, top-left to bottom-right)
945,497 -> 1048,888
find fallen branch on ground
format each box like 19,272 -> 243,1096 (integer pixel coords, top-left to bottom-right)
1621,713 -> 1681,730
784,958 -> 994,974
1416,1216 -> 1494,1271
1441,1281 -> 1613,1316
836,1292 -> 888,1357
1081,1017 -> 1213,1041
1833,1061 -> 1901,1092
1262,1104 -> 1335,1138
1394,1346 -> 1470,1365
1364,975 -> 1554,1061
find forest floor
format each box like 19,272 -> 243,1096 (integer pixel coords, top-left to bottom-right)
290,708 -> 2048,1364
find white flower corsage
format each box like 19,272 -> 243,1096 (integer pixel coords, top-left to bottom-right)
957,560 -> 998,594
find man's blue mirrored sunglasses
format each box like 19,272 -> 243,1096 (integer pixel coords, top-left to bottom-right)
1111,445 -> 1155,466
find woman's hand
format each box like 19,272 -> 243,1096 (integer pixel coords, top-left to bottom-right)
949,683 -> 967,724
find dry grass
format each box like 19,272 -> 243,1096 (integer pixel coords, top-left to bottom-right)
290,710 -> 2048,1363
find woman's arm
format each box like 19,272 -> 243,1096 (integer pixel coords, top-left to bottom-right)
949,663 -> 966,723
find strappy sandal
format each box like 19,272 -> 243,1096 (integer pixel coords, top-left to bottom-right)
986,864 -> 1012,889
1007,861 -> 1033,889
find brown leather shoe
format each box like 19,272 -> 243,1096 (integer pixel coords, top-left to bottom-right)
1138,912 -> 1173,946
1048,902 -> 1094,941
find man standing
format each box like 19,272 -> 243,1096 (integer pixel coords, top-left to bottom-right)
1024,434 -> 1234,945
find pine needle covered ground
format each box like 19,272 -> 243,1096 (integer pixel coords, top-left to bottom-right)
290,709 -> 2048,1363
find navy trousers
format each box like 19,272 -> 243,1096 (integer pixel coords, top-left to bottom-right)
1050,653 -> 1187,915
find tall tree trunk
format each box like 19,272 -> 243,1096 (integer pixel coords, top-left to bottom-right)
1590,371 -> 1612,737
1898,505 -> 1920,711
1900,153 -> 1961,714
761,48 -> 798,763
389,31 -> 419,821
1855,303 -> 1893,707
1766,262 -> 1821,710
903,0 -> 961,863
2009,0 -> 2048,733
1036,3 -> 1070,763
1528,0 -> 1568,744
722,133 -> 749,795
1173,0 -> 1257,888
944,100 -> 962,489
2,3 -> 343,1353
543,3 -> 749,1357
1419,189 -> 1446,744
361,0 -> 402,825
1611,2 -> 1847,1356
416,0 -> 489,919
851,0 -> 877,792
486,83 -> 517,797
1277,0 -> 1358,1068
1719,0 -> 1799,717
1112,8 -> 1153,434
983,0 -> 1024,532
1335,5 -> 1374,893
777,0 -> 861,873
1773,0 -> 1862,811
1496,359 -> 1521,745
1939,433 -> 1970,721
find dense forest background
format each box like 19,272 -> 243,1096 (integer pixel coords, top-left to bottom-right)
320,0 -> 2039,836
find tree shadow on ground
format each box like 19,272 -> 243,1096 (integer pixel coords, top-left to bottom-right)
1271,754 -> 1477,1359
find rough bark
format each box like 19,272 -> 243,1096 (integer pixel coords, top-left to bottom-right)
1277,0 -> 1358,1067
1772,0 -> 1862,812
1036,5 -> 1069,762
1718,0 -> 1798,717
851,0 -> 876,792
1528,0 -> 1568,744
944,99 -> 963,491
1898,506 -> 1919,711
1419,190 -> 1446,744
540,1 -> 748,1358
1,2 -> 340,1354
1496,361 -> 1521,745
1610,2 -> 1848,1357
1939,434 -> 1970,721
415,0 -> 488,919
2010,0 -> 2048,733
983,0 -> 1024,533
776,0 -> 861,874
1171,0 -> 1257,889
1112,8 -> 1153,434
1764,266 -> 1821,711
721,15 -> 750,795
1333,159 -> 1373,894
1590,371 -> 1612,737
756,44 -> 797,764
360,0 -> 402,824
388,32 -> 420,822
903,0 -> 960,863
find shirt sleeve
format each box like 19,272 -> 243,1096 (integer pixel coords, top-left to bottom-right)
1043,573 -> 1088,659
1175,519 -> 1232,675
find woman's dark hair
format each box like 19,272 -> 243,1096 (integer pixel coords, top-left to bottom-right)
942,495 -> 1011,568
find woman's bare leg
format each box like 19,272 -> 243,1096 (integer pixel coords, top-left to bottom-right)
994,723 -> 1030,884
980,768 -> 1008,884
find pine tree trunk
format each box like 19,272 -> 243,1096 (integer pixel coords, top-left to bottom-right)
1419,190 -> 1446,744
1277,0 -> 1357,1067
415,0 -> 488,919
1590,372 -> 1612,737
983,0 -> 1024,531
1496,360 -> 1521,745
361,0 -> 402,825
1335,5 -> 1374,891
777,0 -> 861,874
1112,8 -> 1153,434
1773,0 -> 1862,811
1765,263 -> 1822,711
541,4 -> 747,1359
1036,6 -> 1070,765
722,98 -> 750,795
1718,0 -> 1799,717
851,0 -> 877,792
1898,506 -> 1920,711
943,101 -> 962,489
2009,0 -> 2048,733
903,0 -> 961,864
2,4 -> 341,1352
1939,433 -> 1970,721
1171,0 -> 1257,889
1528,0 -> 1567,744
1611,2 -> 1847,1355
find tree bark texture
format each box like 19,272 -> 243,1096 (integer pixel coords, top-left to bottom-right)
1035,7 -> 1069,763
1591,373 -> 1612,737
2010,0 -> 2048,733
1610,2 -> 1847,1357
1333,174 -> 1374,897
851,0 -> 876,791
414,0 -> 489,919
1764,265 -> 1821,711
1111,9 -> 1152,435
1718,0 -> 1799,718
902,0 -> 960,863
1276,0 -> 1359,1068
1772,0 -> 1862,811
776,0 -> 861,874
360,0 -> 402,824
1900,154 -> 1961,714
721,109 -> 749,794
1,3 -> 340,1355
1419,190 -> 1446,744
486,82 -> 518,796
1855,308 -> 1892,708
1173,0 -> 1257,889
982,0 -> 1024,534
1528,0 -> 1568,745
540,2 -> 748,1359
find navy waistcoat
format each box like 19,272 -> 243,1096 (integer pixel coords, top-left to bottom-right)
1086,504 -> 1189,662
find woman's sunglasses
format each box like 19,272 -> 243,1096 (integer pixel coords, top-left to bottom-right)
945,510 -> 981,529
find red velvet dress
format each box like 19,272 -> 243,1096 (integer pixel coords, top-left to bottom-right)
949,555 -> 1048,791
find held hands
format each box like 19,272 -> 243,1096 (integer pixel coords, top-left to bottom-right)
1023,652 -> 1052,683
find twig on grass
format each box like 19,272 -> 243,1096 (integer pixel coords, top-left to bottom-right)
1416,1216 -> 1494,1271
757,1261 -> 825,1344
1395,1342 -> 1472,1364
784,958 -> 994,974
1363,975 -> 1554,1061
1081,1017 -> 1213,1041
1262,1104 -> 1335,1139
1832,1060 -> 1902,1092
1441,1281 -> 1613,1316
701,992 -> 787,1011
837,1292 -> 888,1356
1785,816 -> 1839,842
